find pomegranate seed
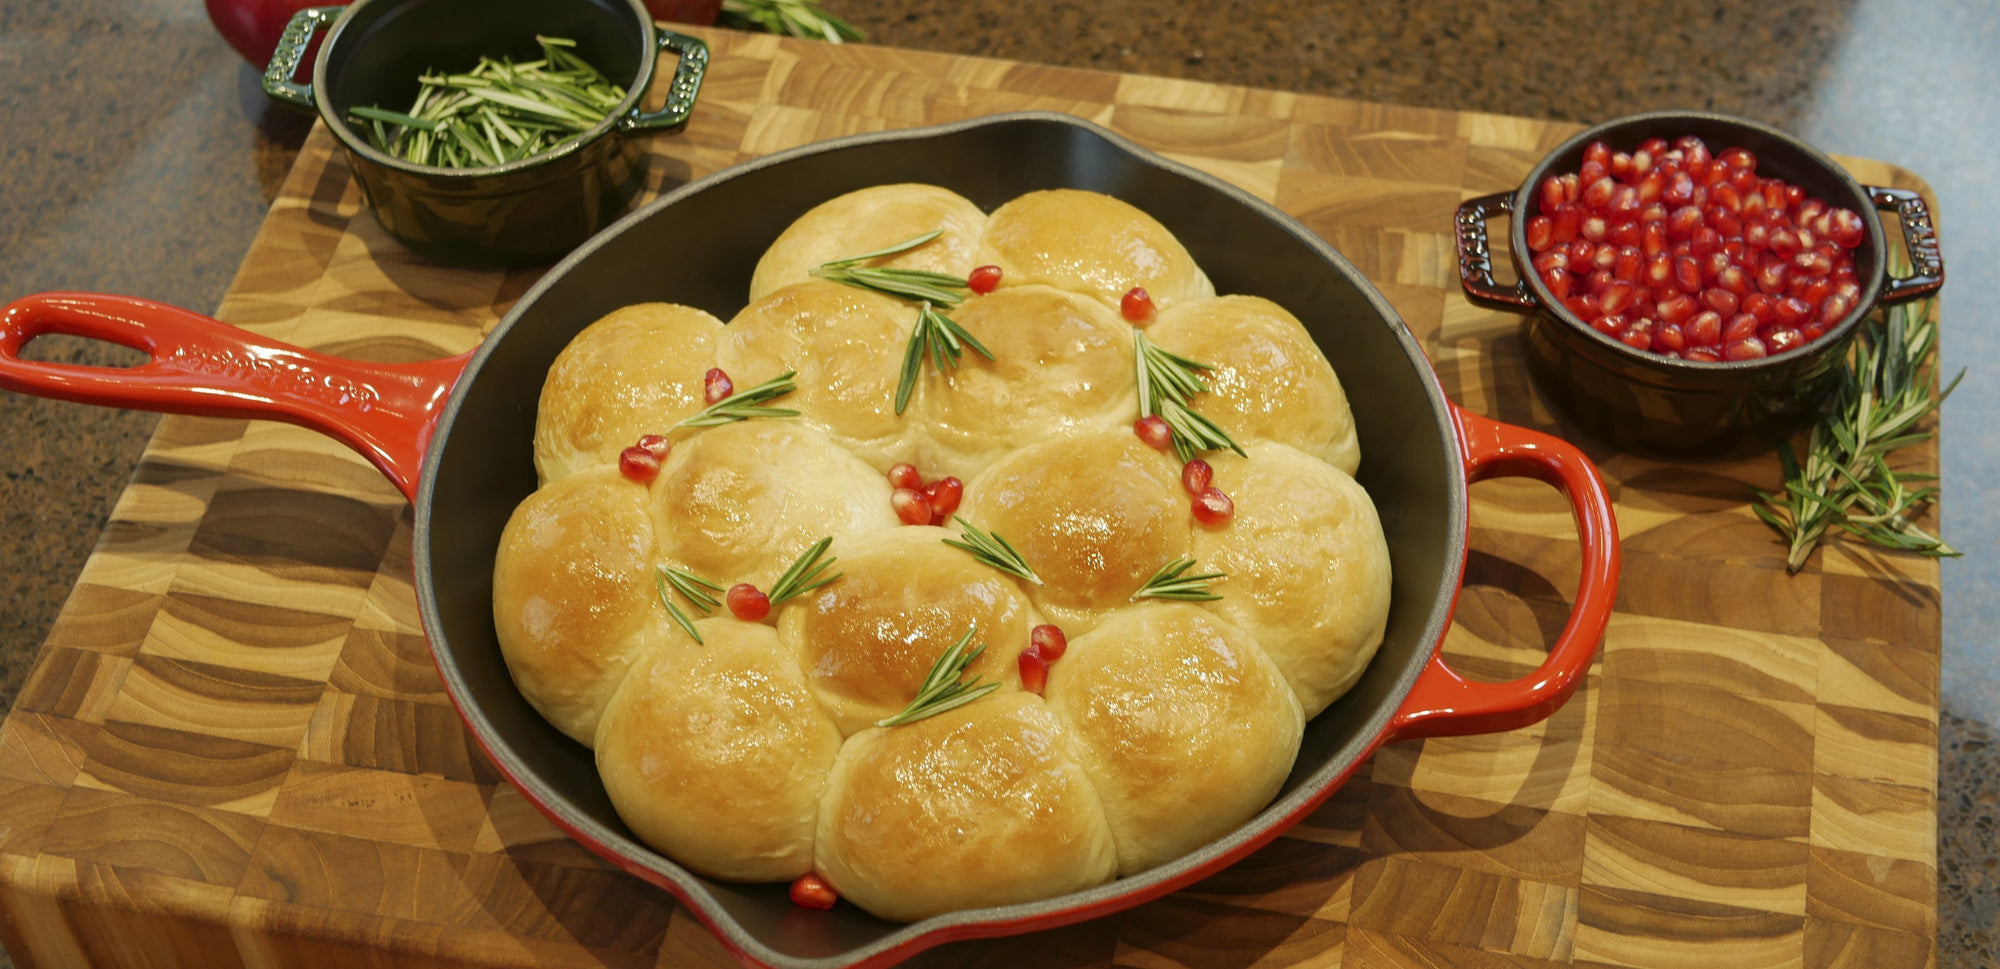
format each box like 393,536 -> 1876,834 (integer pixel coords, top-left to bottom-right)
1610,151 -> 1634,180
1533,250 -> 1568,275
1793,249 -> 1833,277
1797,198 -> 1826,227
1630,149 -> 1655,179
1664,172 -> 1696,206
1133,415 -> 1172,450
1584,140 -> 1612,167
1584,176 -> 1616,208
1756,260 -> 1790,295
1719,147 -> 1757,173
1637,170 -> 1666,204
1743,220 -> 1771,251
1192,487 -> 1235,526
1585,271 -> 1613,297
704,368 -> 734,404
1031,623 -> 1069,661
1724,336 -> 1768,360
1706,207 -> 1742,238
1121,287 -> 1155,323
1567,294 -> 1601,319
1581,213 -> 1609,241
1724,313 -> 1761,343
1767,327 -> 1806,354
1810,211 -> 1835,239
1701,287 -> 1739,318
1608,185 -> 1641,219
1743,293 -> 1778,324
1653,322 -> 1687,353
1551,204 -> 1581,243
790,874 -> 838,910
1018,649 -> 1050,694
1834,278 -> 1861,302
1688,310 -> 1724,346
1666,205 -> 1703,239
1676,136 -> 1712,167
1802,323 -> 1826,341
1526,216 -> 1554,251
1613,246 -> 1643,282
1792,275 -> 1833,308
1657,294 -> 1698,326
1716,265 -> 1751,297
1645,253 -> 1673,287
891,487 -> 933,525
1774,297 -> 1812,327
1828,208 -> 1865,248
1540,266 -> 1572,300
1710,183 -> 1742,214
1820,292 -> 1855,325
1592,313 -> 1626,337
1540,176 -> 1566,212
1691,226 -> 1725,255
1182,459 -> 1213,495
1640,203 -> 1669,226
727,583 -> 771,621
1673,256 -> 1703,293
967,264 -> 1003,294
1638,137 -> 1669,156
887,462 -> 923,490
618,446 -> 661,483
1593,244 -> 1619,271
1619,327 -> 1652,351
1600,281 -> 1637,316
1581,159 -> 1608,184
636,433 -> 671,462
1685,346 -> 1723,362
923,476 -> 963,518
1567,239 -> 1595,269
1643,222 -> 1669,258
1610,220 -> 1641,248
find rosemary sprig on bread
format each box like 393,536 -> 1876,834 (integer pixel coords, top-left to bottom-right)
810,231 -> 990,414
876,626 -> 1000,727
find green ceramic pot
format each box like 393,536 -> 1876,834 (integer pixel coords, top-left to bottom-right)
264,0 -> 706,266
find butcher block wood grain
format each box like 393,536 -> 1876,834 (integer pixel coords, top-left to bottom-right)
0,25 -> 1944,969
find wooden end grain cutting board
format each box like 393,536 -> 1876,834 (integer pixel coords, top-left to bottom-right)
0,25 -> 1945,969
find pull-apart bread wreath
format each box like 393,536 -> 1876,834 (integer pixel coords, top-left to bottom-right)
494,184 -> 1392,922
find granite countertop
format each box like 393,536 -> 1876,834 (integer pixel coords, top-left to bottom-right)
2,0 -> 1994,964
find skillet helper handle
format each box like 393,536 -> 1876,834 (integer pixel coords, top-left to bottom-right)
0,292 -> 469,502
1455,190 -> 1537,309
1868,186 -> 1944,304
1387,406 -> 1620,742
261,6 -> 344,109
618,28 -> 709,132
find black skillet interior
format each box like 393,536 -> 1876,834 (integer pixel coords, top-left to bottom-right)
415,113 -> 1466,967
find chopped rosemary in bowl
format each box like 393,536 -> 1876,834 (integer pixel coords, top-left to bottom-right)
346,35 -> 627,169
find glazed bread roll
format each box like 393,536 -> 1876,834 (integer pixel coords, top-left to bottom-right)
815,691 -> 1118,921
594,620 -> 842,882
716,281 -> 919,466
649,420 -> 899,589
750,183 -> 988,301
492,466 -> 668,745
1046,603 -> 1303,875
1148,295 -> 1360,475
978,189 -> 1214,312
532,302 -> 724,484
957,429 -> 1191,632
1191,443 -> 1392,717
915,285 -> 1135,479
779,526 -> 1034,736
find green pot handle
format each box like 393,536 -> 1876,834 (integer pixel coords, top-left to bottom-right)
262,6 -> 346,110
618,28 -> 709,132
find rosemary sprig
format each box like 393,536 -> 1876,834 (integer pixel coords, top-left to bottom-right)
720,0 -> 865,43
1134,331 -> 1246,462
940,516 -> 1042,585
1752,255 -> 1962,572
892,301 -> 994,414
767,537 -> 842,606
810,231 -> 970,306
655,565 -> 725,644
670,370 -> 801,431
875,626 -> 1000,727
345,35 -> 624,168
1129,556 -> 1226,602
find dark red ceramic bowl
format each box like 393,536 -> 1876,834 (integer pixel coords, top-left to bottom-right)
0,113 -> 1619,969
1456,110 -> 1943,454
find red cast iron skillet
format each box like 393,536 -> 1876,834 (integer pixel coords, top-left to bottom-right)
0,112 -> 1618,969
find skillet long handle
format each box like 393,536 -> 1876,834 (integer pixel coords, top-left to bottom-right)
1385,405 -> 1621,741
0,292 -> 471,502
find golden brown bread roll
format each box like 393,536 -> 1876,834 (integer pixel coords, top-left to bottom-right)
779,526 -> 1034,735
492,466 -> 672,745
1191,443 -> 1391,717
715,281 -> 920,468
649,420 -> 899,589
594,619 -> 842,882
978,189 -> 1214,312
1148,295 -> 1360,475
1044,603 -> 1303,875
749,184 -> 988,302
532,302 -> 724,484
914,285 -> 1136,480
815,691 -> 1118,921
957,429 -> 1191,632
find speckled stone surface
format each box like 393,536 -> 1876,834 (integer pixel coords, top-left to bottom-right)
1,0 -> 1994,965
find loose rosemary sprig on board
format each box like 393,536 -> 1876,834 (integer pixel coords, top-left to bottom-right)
346,35 -> 625,168
767,537 -> 842,606
810,231 -> 990,414
1134,332 -> 1245,462
876,626 -> 999,727
1129,556 -> 1226,602
671,371 -> 800,430
941,516 -> 1041,585
1753,260 -> 1962,572
720,0 -> 865,43
655,565 -> 724,644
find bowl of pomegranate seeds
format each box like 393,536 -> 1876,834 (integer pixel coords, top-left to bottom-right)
1455,110 -> 1943,452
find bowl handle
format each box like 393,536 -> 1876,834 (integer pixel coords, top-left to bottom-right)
1869,186 -> 1945,304
261,6 -> 344,110
618,29 -> 710,132
1386,406 -> 1620,741
1454,191 -> 1537,309
0,293 -> 471,502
